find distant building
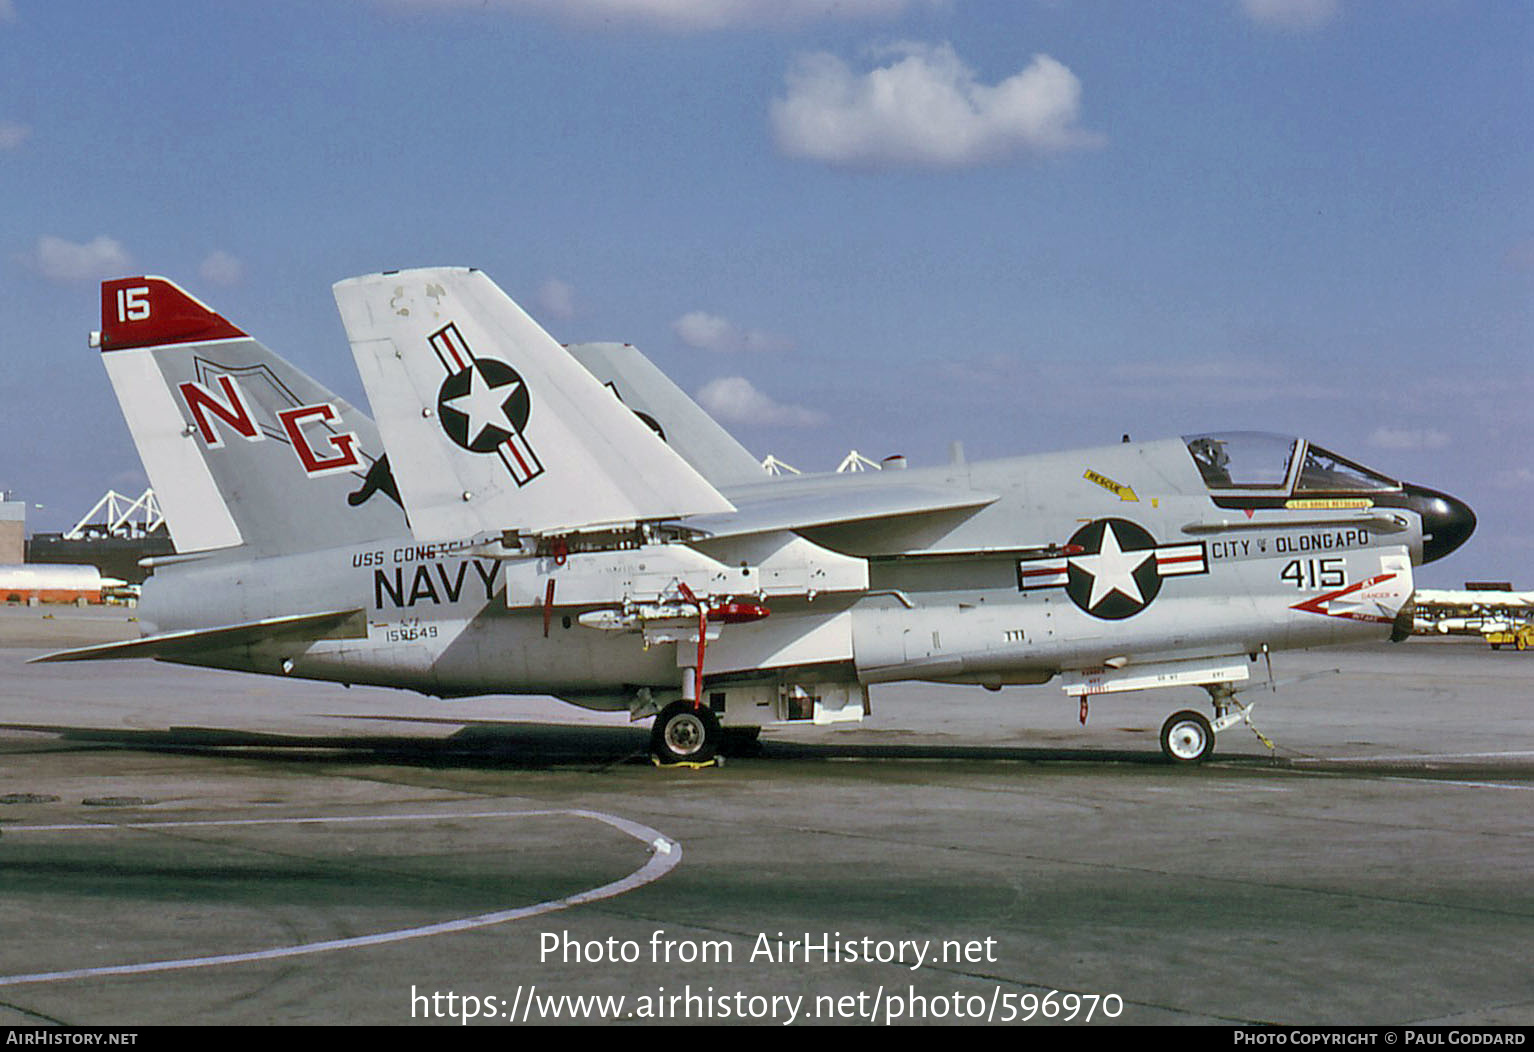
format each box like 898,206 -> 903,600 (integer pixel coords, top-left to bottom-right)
20,488 -> 174,585
0,497 -> 22,564
25,532 -> 173,585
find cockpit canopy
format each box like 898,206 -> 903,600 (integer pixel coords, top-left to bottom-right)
1183,432 -> 1400,494
1180,432 -> 1473,564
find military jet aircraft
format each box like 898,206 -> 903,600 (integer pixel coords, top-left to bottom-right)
37,269 -> 1476,764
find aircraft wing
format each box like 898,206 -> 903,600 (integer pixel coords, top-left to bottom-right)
685,483 -> 998,540
29,609 -> 365,664
334,268 -> 734,542
566,342 -> 768,489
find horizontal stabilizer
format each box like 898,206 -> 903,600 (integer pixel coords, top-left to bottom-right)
29,609 -> 365,664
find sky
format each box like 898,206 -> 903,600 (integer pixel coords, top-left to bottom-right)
1,0 -> 1529,586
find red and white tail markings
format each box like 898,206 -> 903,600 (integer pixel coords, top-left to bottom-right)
277,404 -> 363,477
100,277 -> 246,351
429,323 -> 471,373
177,375 -> 362,479
497,431 -> 543,486
178,377 -> 263,448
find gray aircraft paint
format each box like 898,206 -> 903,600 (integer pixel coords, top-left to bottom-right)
45,271 -> 1470,762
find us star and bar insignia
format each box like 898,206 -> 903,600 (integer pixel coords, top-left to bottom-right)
1017,517 -> 1208,620
429,322 -> 545,487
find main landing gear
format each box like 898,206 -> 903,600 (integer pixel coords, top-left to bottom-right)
1158,683 -> 1275,764
651,700 -> 722,765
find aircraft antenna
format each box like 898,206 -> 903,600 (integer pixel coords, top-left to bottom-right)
760,454 -> 801,476
836,450 -> 882,473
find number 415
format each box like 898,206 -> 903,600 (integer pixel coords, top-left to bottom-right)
1282,557 -> 1344,589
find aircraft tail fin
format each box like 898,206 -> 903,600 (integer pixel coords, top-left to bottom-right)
567,342 -> 768,489
97,277 -> 406,555
333,268 -> 735,542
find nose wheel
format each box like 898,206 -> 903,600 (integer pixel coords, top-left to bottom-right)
1160,710 -> 1215,763
1159,682 -> 1276,764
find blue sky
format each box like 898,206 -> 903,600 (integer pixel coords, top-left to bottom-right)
2,0 -> 1529,586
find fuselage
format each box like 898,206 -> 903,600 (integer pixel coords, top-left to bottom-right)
136,432 -> 1466,719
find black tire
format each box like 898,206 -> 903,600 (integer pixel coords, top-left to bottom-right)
1160,710 -> 1215,764
651,701 -> 721,764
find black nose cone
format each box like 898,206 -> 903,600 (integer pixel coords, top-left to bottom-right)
1404,484 -> 1476,564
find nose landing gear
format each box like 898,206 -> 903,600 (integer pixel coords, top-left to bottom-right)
1160,709 -> 1215,763
1159,682 -> 1276,764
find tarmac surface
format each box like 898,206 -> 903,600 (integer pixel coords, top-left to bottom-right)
0,605 -> 1530,1026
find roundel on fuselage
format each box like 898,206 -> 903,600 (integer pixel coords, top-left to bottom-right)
1064,517 -> 1163,620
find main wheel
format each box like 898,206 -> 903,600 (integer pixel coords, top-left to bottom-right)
651,700 -> 721,764
1160,710 -> 1215,764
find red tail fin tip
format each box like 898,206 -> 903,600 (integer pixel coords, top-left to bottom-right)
99,277 -> 246,351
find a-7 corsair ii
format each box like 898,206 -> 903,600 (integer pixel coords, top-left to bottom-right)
39,269 -> 1476,764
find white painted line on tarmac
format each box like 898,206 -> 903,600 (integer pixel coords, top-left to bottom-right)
1292,750 -> 1534,763
0,808 -> 681,988
1267,765 -> 1534,793
1379,777 -> 1534,793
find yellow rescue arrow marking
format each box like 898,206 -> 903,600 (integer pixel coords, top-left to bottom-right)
1084,469 -> 1139,502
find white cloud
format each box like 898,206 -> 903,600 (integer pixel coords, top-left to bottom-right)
1240,0 -> 1340,31
29,235 -> 131,283
538,278 -> 576,319
1492,468 -> 1534,491
771,43 -> 1103,168
1368,426 -> 1450,452
673,310 -> 792,353
377,0 -> 919,31
0,1 -> 15,24
697,376 -> 825,426
0,121 -> 29,149
198,250 -> 244,286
